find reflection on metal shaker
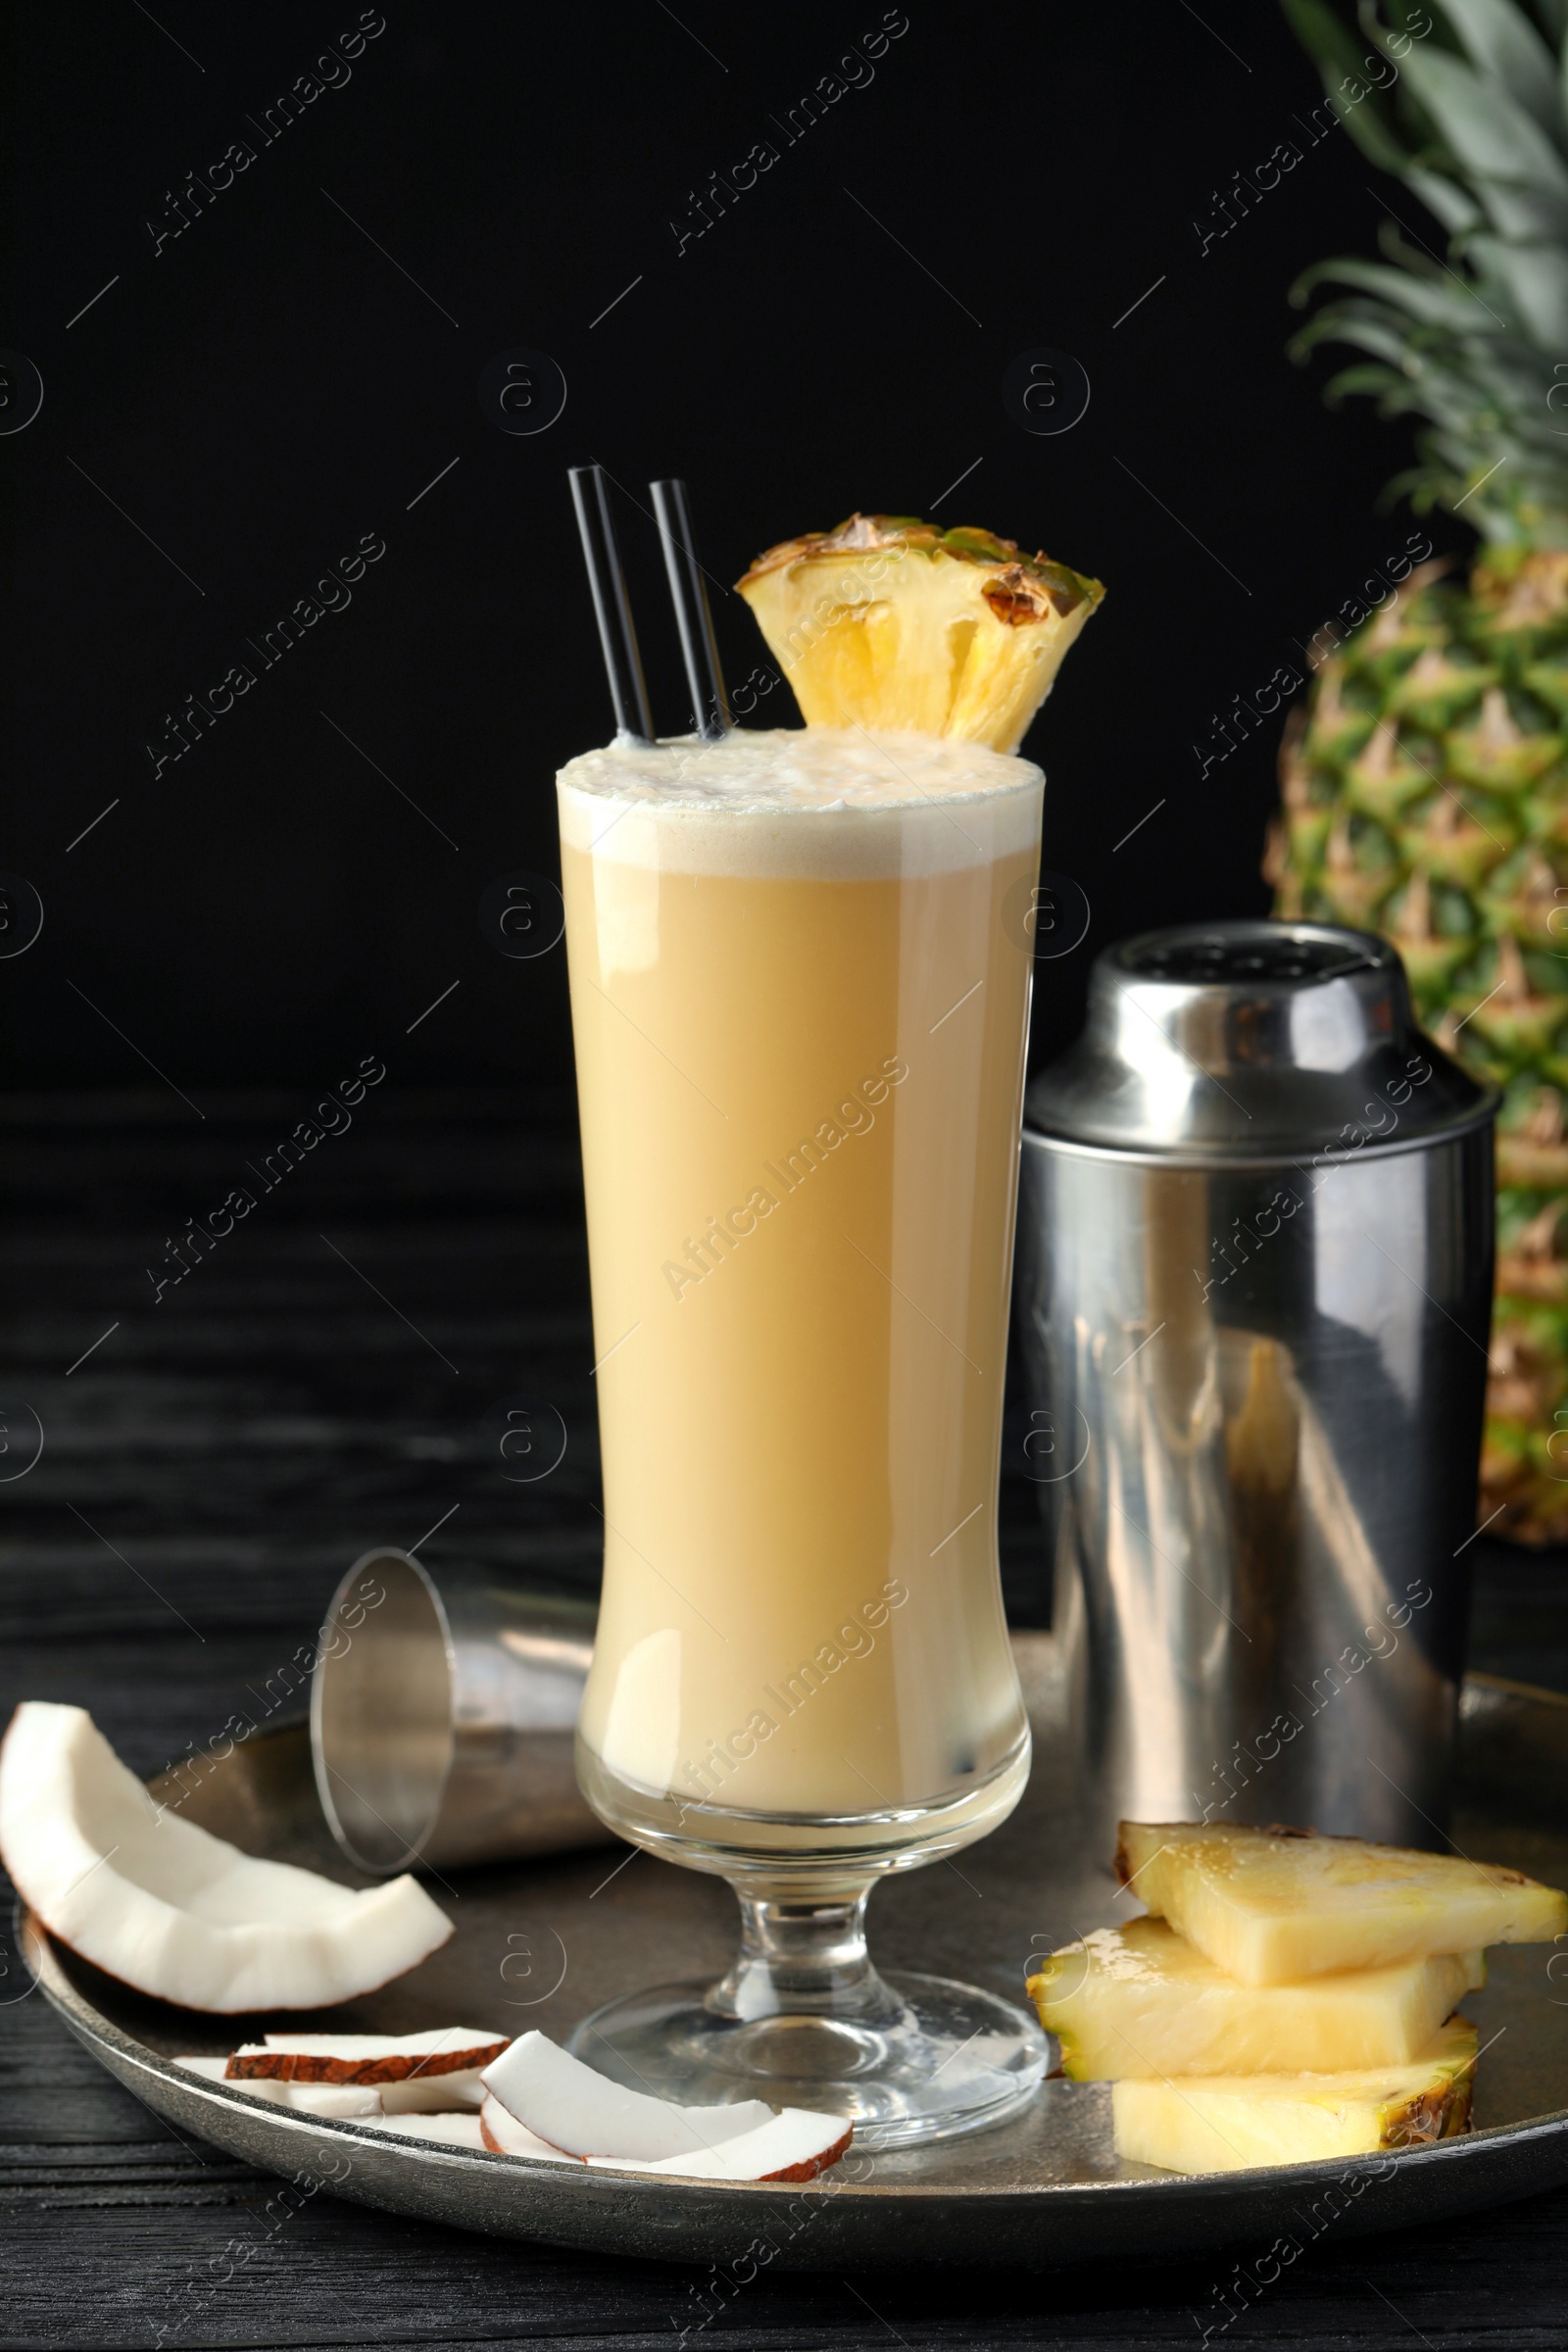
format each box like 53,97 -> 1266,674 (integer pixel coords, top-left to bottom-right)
1015,921 -> 1495,1848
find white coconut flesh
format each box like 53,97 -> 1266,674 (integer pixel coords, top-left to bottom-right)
481,2031 -> 774,2161
479,2092 -> 568,2160
589,2109 -> 854,2181
479,2031 -> 854,2177
0,1702 -> 451,2013
380,2069 -> 487,2112
174,2056 -> 382,2118
231,2028 -> 505,2081
173,2036 -> 851,2179
177,2054 -> 486,2128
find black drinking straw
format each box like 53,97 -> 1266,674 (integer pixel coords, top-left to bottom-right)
568,465 -> 655,745
650,477 -> 730,741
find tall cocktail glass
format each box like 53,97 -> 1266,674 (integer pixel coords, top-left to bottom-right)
560,725 -> 1046,2145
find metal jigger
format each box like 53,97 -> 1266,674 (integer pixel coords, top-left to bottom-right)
311,1548 -> 612,1875
1015,920 -> 1495,1849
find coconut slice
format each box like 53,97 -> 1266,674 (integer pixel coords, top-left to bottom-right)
0,1703 -> 451,2013
481,2030 -> 773,2161
228,2028 -> 506,2083
174,2055 -> 382,2118
589,2110 -> 854,2182
177,2058 -> 486,2142
362,2110 -> 488,2149
479,2091 -> 568,2160
380,2069 -> 486,2113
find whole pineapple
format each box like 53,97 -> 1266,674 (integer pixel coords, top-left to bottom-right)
1268,0 -> 1568,1541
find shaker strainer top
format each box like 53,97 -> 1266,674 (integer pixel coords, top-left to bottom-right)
1023,918 -> 1494,1162
1120,929 -> 1380,988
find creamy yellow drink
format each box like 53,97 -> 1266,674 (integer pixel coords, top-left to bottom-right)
561,726 -> 1041,1872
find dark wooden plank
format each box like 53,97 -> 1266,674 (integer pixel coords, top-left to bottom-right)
7,2139 -> 1568,2352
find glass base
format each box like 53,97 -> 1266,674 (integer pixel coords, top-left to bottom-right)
575,1729 -> 1032,1901
566,1965 -> 1047,2150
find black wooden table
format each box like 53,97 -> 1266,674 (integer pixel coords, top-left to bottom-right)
4,1091 -> 1566,2351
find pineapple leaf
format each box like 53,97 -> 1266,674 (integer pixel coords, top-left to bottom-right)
1432,0 -> 1563,142
1283,0 -> 1568,540
1282,0 -> 1421,169
1343,84 -> 1438,174
1323,361 -> 1416,396
1376,215 -> 1457,277
1407,163 -> 1487,231
1398,46 -> 1568,235
1469,234 -> 1568,338
1283,0 -> 1377,74
1295,252 -> 1510,328
1291,297 -> 1438,368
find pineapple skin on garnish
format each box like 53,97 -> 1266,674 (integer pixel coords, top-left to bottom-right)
1112,2017 -> 1479,2176
1270,1 -> 1568,1541
1117,1820 -> 1568,1987
736,514 -> 1103,754
1027,1917 -> 1482,2079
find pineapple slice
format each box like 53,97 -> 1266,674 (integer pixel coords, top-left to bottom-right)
1027,1918 -> 1483,2079
1118,1820 -> 1568,1986
736,514 -> 1103,753
1112,2017 -> 1478,2176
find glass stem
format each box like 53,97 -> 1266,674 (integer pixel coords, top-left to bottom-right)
706,1887 -> 909,2027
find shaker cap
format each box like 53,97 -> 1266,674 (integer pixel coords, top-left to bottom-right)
1024,919 -> 1494,1162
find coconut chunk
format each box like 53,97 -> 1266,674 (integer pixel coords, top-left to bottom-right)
229,2028 -> 506,2082
588,2109 -> 854,2181
0,1703 -> 451,2013
481,2030 -> 772,2161
479,2091 -> 568,2160
480,2031 -> 852,2178
174,2055 -> 382,2118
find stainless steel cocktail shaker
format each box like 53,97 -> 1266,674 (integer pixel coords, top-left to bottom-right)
1015,920 -> 1495,1847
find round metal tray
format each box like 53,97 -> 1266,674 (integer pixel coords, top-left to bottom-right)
23,1637 -> 1568,2267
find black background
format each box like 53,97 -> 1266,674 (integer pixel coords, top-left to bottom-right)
1,0 -> 1445,1096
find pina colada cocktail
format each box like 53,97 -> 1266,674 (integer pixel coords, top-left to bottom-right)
563,512 -> 1103,2144
565,730 -> 1038,1861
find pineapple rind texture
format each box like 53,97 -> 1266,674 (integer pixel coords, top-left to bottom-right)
1116,1820 -> 1568,1986
1269,560 -> 1568,1542
1026,1918 -> 1478,2078
1111,2017 -> 1478,2176
736,514 -> 1103,755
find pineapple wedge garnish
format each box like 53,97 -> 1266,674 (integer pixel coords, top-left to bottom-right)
1113,2017 -> 1478,2176
1028,1918 -> 1483,2079
1118,1821 -> 1568,1986
736,514 -> 1103,753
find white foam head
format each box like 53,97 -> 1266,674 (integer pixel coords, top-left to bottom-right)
557,728 -> 1043,879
